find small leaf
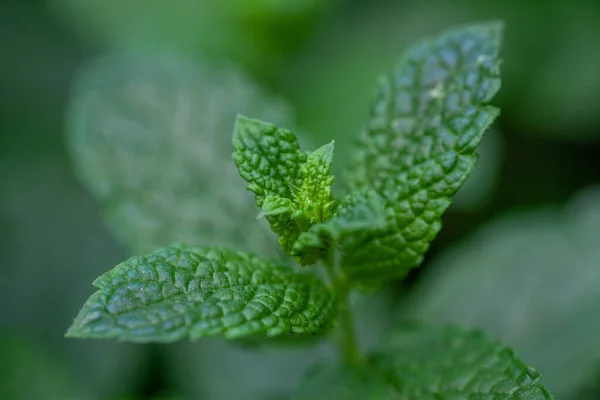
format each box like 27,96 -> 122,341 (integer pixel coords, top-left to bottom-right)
294,323 -> 554,399
346,22 -> 503,288
258,195 -> 295,218
233,115 -> 307,254
292,190 -> 387,266
66,244 -> 336,342
296,141 -> 336,225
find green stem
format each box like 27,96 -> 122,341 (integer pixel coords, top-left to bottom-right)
324,243 -> 361,365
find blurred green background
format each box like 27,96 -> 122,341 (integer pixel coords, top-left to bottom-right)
1,0 -> 599,399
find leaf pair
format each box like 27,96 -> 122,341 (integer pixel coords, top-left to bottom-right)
232,117 -> 336,263
233,22 -> 504,290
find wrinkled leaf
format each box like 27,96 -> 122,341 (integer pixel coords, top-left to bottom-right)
233,116 -> 307,254
292,190 -> 387,265
67,244 -> 336,342
345,22 -> 503,288
296,141 -> 336,224
294,323 -> 554,399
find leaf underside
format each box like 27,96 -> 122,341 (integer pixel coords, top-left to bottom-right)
345,22 -> 503,288
66,244 -> 336,342
294,323 -> 554,400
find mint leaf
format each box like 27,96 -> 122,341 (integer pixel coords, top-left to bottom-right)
292,190 -> 387,265
372,323 -> 554,399
346,22 -> 503,287
258,195 -> 295,218
294,323 -> 554,399
404,185 -> 600,398
66,244 -> 336,342
66,53 -> 287,258
233,116 -> 308,254
295,141 -> 336,225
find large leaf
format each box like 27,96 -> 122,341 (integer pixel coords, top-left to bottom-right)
294,323 -> 554,399
405,185 -> 600,398
345,22 -> 503,288
66,244 -> 336,342
66,53 -> 288,258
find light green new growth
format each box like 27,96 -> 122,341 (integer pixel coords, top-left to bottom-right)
345,22 -> 503,288
296,141 -> 336,226
233,116 -> 336,263
294,324 -> 554,399
66,244 -> 336,342
292,190 -> 387,265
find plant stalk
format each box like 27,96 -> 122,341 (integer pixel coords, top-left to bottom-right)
324,243 -> 361,365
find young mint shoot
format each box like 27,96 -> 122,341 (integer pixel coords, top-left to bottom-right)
66,22 -> 555,398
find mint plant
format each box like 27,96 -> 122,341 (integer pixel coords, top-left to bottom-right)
66,22 -> 555,398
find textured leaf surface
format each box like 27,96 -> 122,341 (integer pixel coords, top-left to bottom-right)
405,186 -> 600,398
233,116 -> 337,259
66,244 -> 336,342
346,22 -> 503,287
296,141 -> 336,224
292,190 -> 387,265
233,116 -> 307,255
67,53 -> 288,258
294,324 -> 553,399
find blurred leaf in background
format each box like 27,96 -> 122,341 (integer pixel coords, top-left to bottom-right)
47,0 -> 339,81
66,52 -> 297,258
403,185 -> 600,398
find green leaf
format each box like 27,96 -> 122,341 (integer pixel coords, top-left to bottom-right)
233,115 -> 308,254
295,141 -> 336,225
404,185 -> 600,398
344,22 -> 503,288
292,190 -> 387,266
66,244 -> 336,342
294,323 -> 554,399
66,52 -> 286,258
